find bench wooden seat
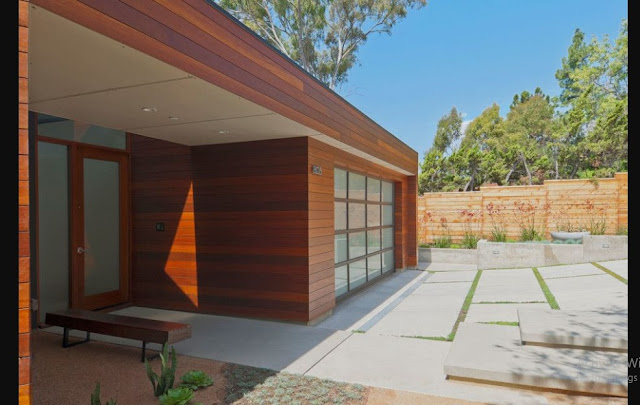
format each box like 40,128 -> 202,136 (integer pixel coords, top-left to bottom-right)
45,309 -> 192,362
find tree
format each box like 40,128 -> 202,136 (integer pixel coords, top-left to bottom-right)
419,107 -> 462,193
218,0 -> 428,89
554,20 -> 628,178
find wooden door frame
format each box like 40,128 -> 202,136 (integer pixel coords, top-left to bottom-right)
34,122 -> 131,322
72,145 -> 130,310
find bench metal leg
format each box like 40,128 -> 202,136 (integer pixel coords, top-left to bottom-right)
141,341 -> 161,363
62,328 -> 90,348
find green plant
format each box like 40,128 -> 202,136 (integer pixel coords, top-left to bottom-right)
159,387 -> 200,405
145,343 -> 178,397
91,383 -> 116,405
459,209 -> 482,249
532,267 -> 559,309
486,203 -> 507,242
514,201 -> 547,241
179,370 -> 214,391
433,235 -> 452,248
616,226 -> 628,235
462,233 -> 480,249
583,199 -> 608,235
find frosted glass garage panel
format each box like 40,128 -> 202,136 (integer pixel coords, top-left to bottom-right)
348,173 -> 366,200
367,254 -> 382,280
335,202 -> 347,230
382,227 -> 394,249
335,265 -> 348,296
383,205 -> 393,226
382,181 -> 393,203
367,204 -> 380,227
334,168 -> 347,199
348,203 -> 365,229
367,178 -> 381,201
348,231 -> 366,259
367,230 -> 381,254
382,250 -> 394,272
335,234 -> 347,263
349,259 -> 367,289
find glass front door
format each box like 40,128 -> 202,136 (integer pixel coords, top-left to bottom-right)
73,146 -> 129,310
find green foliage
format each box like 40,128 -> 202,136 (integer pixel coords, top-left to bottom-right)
419,20 -> 627,193
91,383 -> 116,405
490,228 -> 507,243
217,0 -> 427,89
145,343 -> 178,397
433,235 -> 452,248
158,387 -> 200,405
532,267 -> 560,309
616,226 -> 628,236
179,370 -> 214,391
519,227 -> 543,242
462,233 -> 480,249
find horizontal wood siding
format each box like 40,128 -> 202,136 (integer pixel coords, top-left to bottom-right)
131,135 -> 310,322
18,1 -> 31,403
31,0 -> 417,174
418,174 -> 629,243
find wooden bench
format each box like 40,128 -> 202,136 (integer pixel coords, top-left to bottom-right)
45,309 -> 192,362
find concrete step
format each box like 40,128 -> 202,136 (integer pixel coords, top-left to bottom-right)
517,308 -> 627,351
443,323 -> 628,396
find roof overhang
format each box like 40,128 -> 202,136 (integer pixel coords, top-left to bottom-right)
28,1 -> 417,176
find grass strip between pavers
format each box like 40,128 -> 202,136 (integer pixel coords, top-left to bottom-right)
479,321 -> 519,326
447,270 -> 483,340
532,267 -> 560,309
591,262 -> 628,285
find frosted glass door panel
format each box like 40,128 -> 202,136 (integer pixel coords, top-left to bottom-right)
83,158 -> 120,296
38,142 -> 69,323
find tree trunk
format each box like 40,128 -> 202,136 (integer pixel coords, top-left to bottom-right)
464,167 -> 477,192
505,161 -> 517,184
519,152 -> 533,185
570,162 -> 579,179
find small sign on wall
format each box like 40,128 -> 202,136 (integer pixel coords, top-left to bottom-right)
312,165 -> 323,176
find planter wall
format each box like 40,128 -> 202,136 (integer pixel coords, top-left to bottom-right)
420,235 -> 627,269
418,247 -> 477,264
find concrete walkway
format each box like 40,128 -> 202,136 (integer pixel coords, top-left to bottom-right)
41,260 -> 628,404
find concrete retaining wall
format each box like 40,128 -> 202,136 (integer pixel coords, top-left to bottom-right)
419,236 -> 627,269
418,247 -> 477,264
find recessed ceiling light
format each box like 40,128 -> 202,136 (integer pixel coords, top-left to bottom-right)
141,107 -> 157,112
218,130 -> 230,134
169,116 -> 179,120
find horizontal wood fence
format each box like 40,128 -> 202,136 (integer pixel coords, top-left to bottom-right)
418,172 -> 628,244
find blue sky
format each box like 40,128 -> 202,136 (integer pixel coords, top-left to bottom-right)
340,0 -> 627,165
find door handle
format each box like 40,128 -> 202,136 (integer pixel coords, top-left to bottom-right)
77,247 -> 85,254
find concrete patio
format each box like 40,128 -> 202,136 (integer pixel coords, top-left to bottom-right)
40,259 -> 629,404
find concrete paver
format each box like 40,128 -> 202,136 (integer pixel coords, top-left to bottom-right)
518,308 -> 628,350
537,263 -> 604,279
425,270 -> 477,283
473,269 -> 546,303
367,282 -> 470,337
545,274 -> 628,313
444,323 -> 628,396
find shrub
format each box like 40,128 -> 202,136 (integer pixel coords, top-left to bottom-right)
486,203 -> 507,242
583,199 -> 608,235
514,201 -> 547,242
490,228 -> 507,242
461,233 -> 480,249
158,387 -> 199,405
616,226 -> 628,236
433,235 -> 452,248
145,343 -> 178,397
520,227 -> 543,242
179,370 -> 214,391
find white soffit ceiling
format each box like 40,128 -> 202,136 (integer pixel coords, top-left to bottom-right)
28,4 -> 412,174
